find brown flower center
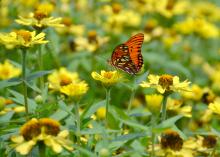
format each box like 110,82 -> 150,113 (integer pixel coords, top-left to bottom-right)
112,3 -> 122,14
62,17 -> 72,27
88,30 -> 98,44
166,0 -> 175,10
34,10 -> 48,21
16,30 -> 32,43
159,74 -> 173,90
144,20 -> 157,33
161,130 -> 183,151
20,118 -> 60,141
202,135 -> 217,148
201,92 -> 215,104
103,72 -> 113,79
60,75 -> 72,86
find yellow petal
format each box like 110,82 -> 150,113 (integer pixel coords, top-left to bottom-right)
16,140 -> 36,155
11,135 -> 24,143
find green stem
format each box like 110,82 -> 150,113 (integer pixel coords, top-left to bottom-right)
21,49 -> 29,120
105,88 -> 111,127
39,142 -> 46,157
210,146 -> 216,157
127,77 -> 137,113
38,45 -> 44,91
75,101 -> 81,145
161,94 -> 168,122
151,116 -> 156,157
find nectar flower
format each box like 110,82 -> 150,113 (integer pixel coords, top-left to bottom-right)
0,30 -> 48,48
96,107 -> 106,120
11,118 -> 73,155
60,81 -> 89,97
208,99 -> 220,115
48,67 -> 80,91
91,70 -> 122,87
145,94 -> 163,114
0,60 -> 21,80
15,10 -> 64,30
140,74 -> 190,94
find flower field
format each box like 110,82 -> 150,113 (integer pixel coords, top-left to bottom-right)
0,0 -> 220,156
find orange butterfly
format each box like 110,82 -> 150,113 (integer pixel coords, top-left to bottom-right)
108,33 -> 144,75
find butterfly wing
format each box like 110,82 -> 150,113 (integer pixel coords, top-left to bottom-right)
110,33 -> 144,74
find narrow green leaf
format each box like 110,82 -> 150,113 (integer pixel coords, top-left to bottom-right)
26,70 -> 52,81
0,78 -> 22,89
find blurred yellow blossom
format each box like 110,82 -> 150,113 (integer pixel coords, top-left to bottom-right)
91,70 -> 122,87
48,67 -> 80,91
0,30 -> 48,48
208,99 -> 220,115
0,60 -> 21,80
140,74 -> 190,94
96,107 -> 106,120
36,2 -> 55,14
11,118 -> 73,155
145,94 -> 163,114
60,81 -> 89,97
181,84 -> 203,101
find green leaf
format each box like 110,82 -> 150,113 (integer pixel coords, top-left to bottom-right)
112,132 -> 146,142
154,115 -> 183,132
0,111 -> 14,123
0,78 -> 22,89
26,70 -> 52,81
8,90 -> 37,113
73,144 -> 97,157
82,100 -> 105,119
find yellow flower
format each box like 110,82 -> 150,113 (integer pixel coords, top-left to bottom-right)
145,94 -> 163,114
15,10 -> 64,30
0,30 -> 48,48
96,107 -> 106,119
11,118 -> 73,155
208,99 -> 220,115
166,97 -> 192,117
140,74 -> 190,94
91,70 -> 122,87
60,81 -> 89,97
48,67 -> 80,91
36,2 -> 55,15
196,135 -> 218,154
0,60 -> 21,80
0,97 -> 25,115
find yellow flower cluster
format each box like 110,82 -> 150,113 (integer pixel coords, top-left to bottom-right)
0,60 -> 21,80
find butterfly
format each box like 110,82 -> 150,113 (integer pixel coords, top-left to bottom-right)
108,33 -> 144,75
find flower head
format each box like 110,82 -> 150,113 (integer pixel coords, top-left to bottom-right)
11,118 -> 73,155
60,81 -> 89,98
91,70 -> 122,87
208,99 -> 220,115
48,67 -> 80,91
145,94 -> 163,114
0,30 -> 48,48
0,60 -> 21,80
140,74 -> 190,94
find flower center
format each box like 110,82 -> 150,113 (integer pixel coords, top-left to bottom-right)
16,30 -> 32,43
112,3 -> 122,14
202,135 -> 217,148
60,75 -> 72,86
103,72 -> 113,79
39,118 -> 60,136
201,92 -> 215,104
166,0 -> 175,10
88,30 -> 97,44
161,130 -> 183,151
159,74 -> 173,90
62,17 -> 72,27
144,20 -> 157,33
34,10 -> 48,21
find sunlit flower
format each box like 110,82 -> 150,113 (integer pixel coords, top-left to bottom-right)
140,74 -> 190,94
153,130 -> 196,157
60,81 -> 89,97
162,29 -> 181,48
11,118 -> 73,155
166,97 -> 192,117
91,70 -> 122,87
48,67 -> 80,91
145,94 -> 163,114
208,99 -> 220,115
0,97 -> 25,115
15,8 -> 64,30
0,60 -> 21,80
0,30 -> 48,48
96,107 -> 106,120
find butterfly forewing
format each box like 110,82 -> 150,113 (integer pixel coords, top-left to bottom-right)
110,33 -> 144,75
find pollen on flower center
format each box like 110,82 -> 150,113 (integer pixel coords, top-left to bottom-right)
103,72 -> 113,79
202,135 -> 217,148
112,3 -> 122,14
34,10 -> 48,21
88,30 -> 97,44
159,74 -> 173,89
62,17 -> 72,27
39,118 -> 60,136
161,130 -> 183,151
60,75 -> 72,86
16,30 -> 32,43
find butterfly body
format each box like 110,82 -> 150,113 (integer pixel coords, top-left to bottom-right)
109,33 -> 144,75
